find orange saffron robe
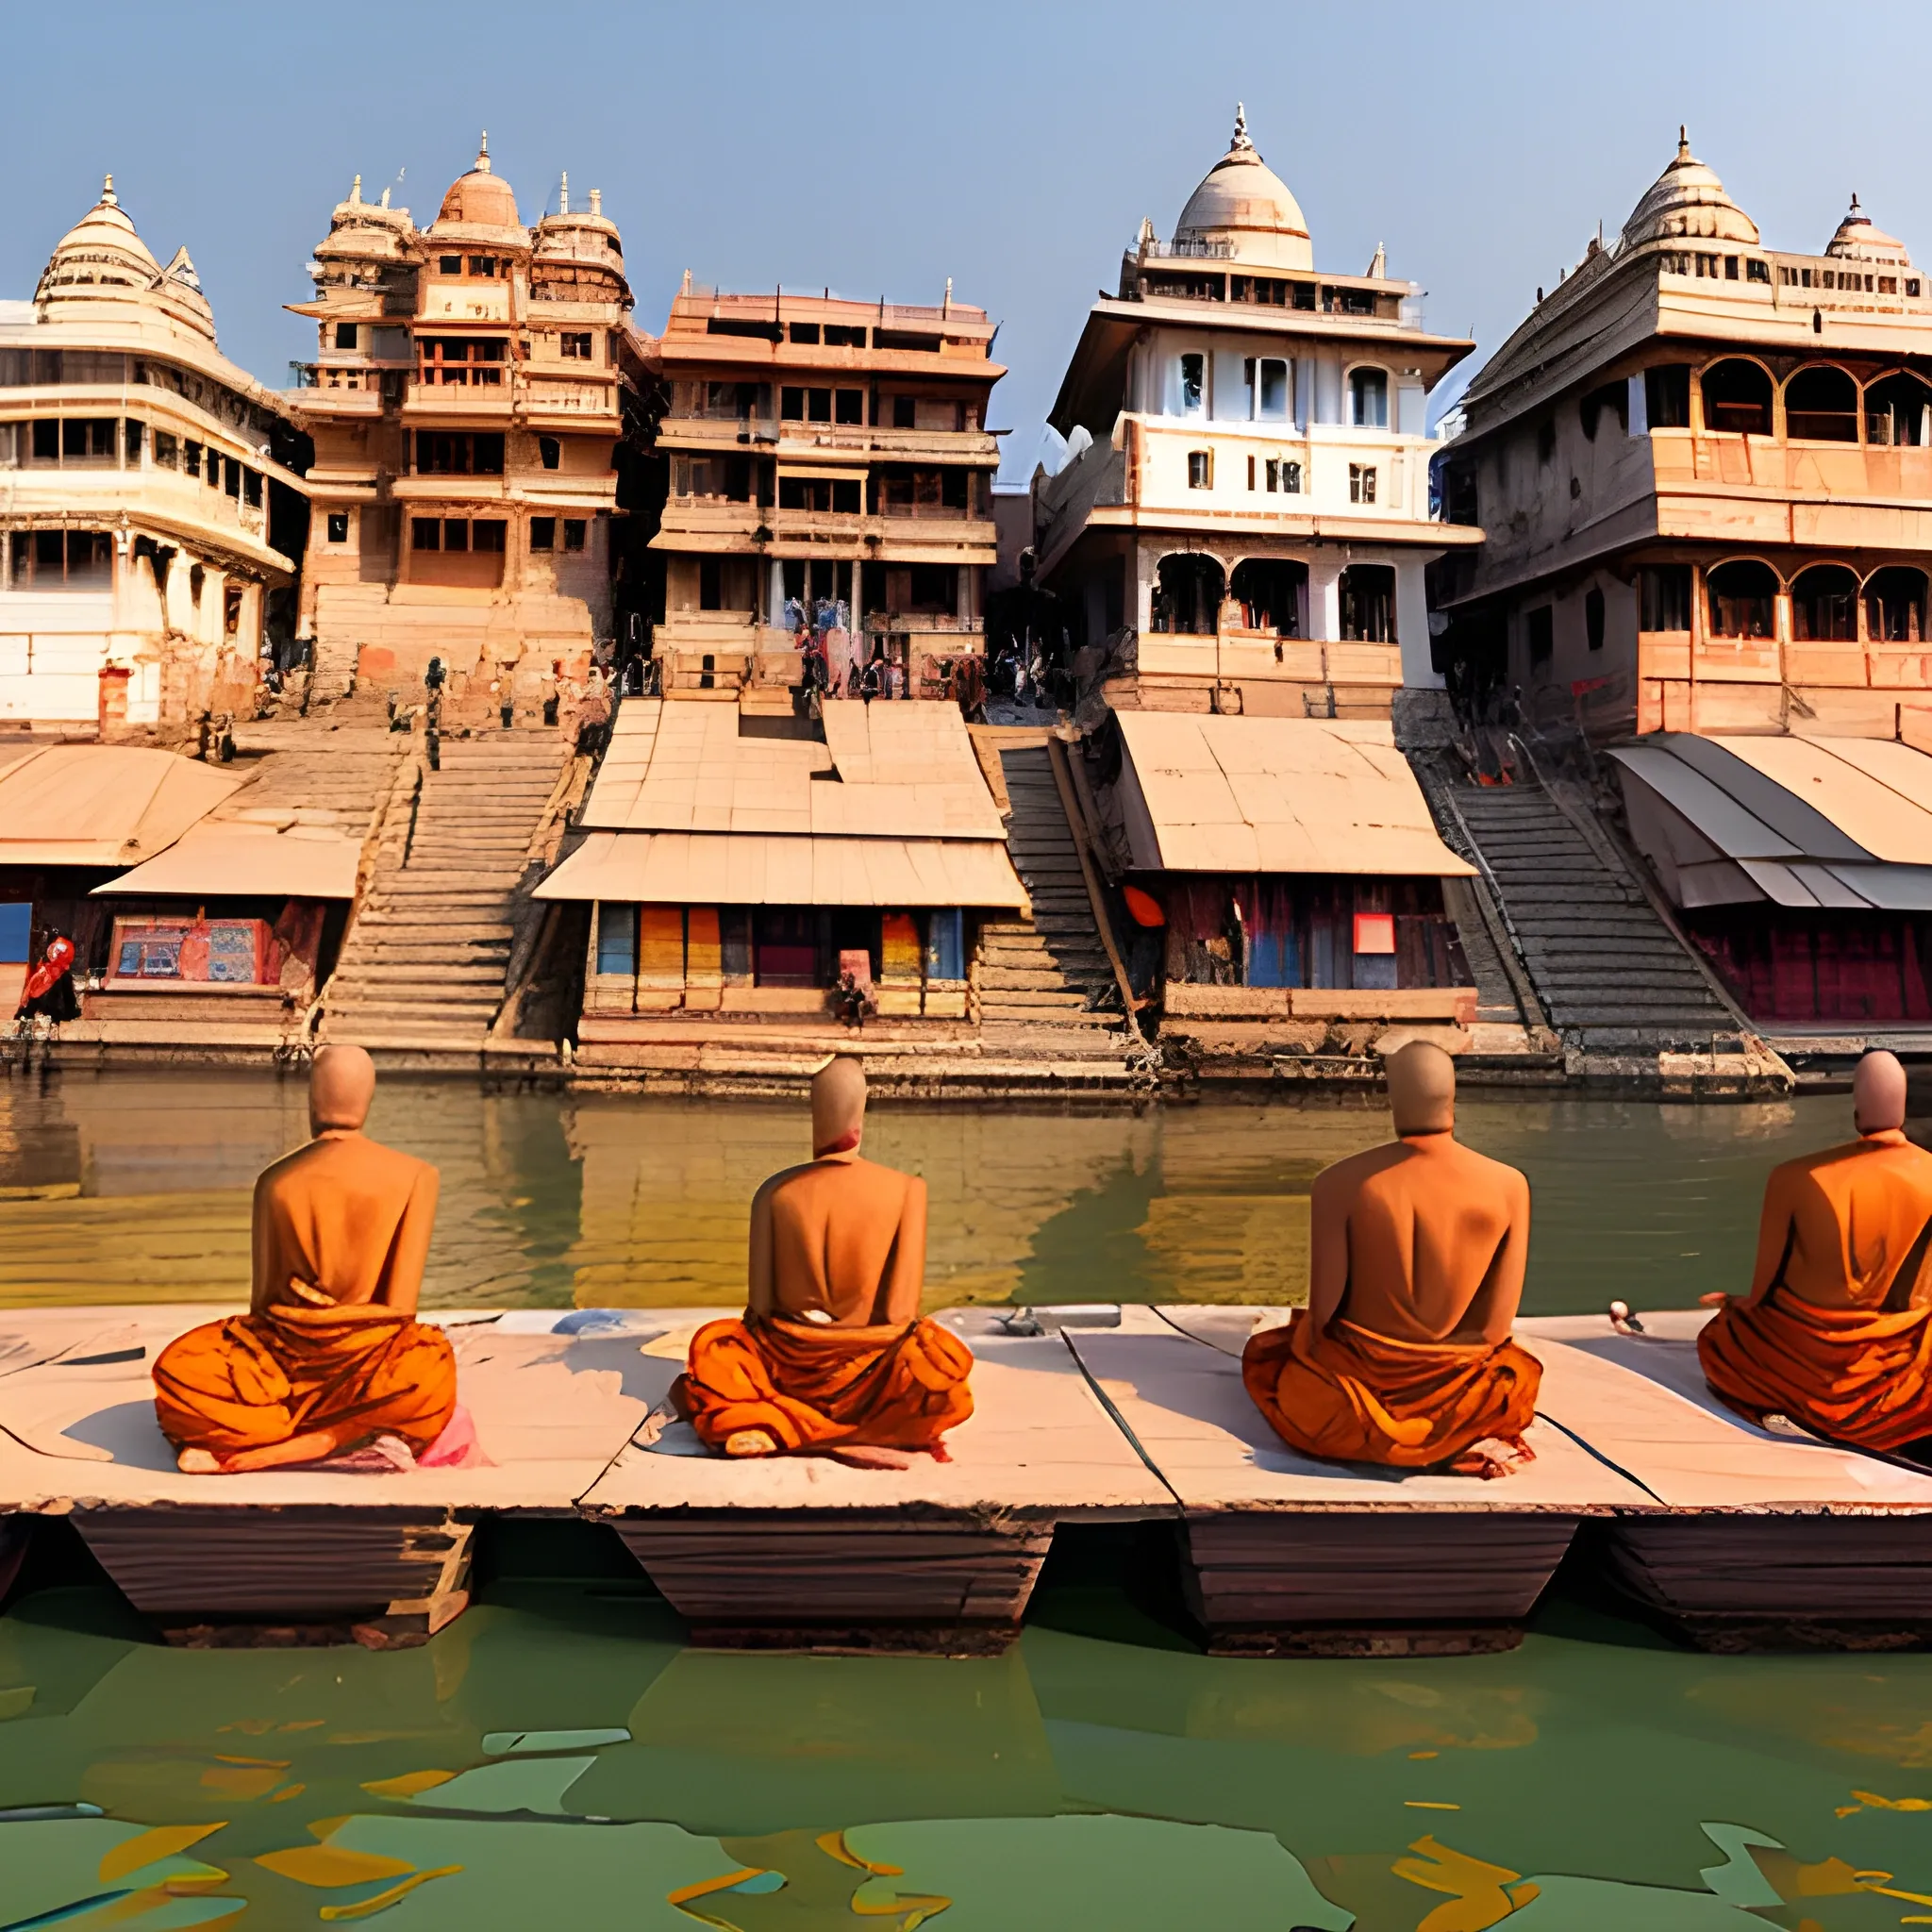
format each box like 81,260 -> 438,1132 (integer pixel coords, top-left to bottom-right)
1241,1133 -> 1541,1469
153,1132 -> 454,1458
1699,1128 -> 1932,1450
675,1152 -> 974,1452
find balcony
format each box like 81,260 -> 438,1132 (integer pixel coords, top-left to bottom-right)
401,379 -> 514,420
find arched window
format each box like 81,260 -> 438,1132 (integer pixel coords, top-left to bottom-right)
1339,564 -> 1397,642
1866,372 -> 1932,447
1151,553 -> 1224,636
1349,367 -> 1389,428
1785,366 -> 1859,442
1790,564 -> 1858,641
1230,558 -> 1307,639
1701,359 -> 1773,436
1706,560 -> 1777,639
1866,566 -> 1928,644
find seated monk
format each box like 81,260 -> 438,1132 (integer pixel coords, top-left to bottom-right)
154,1044 -> 454,1474
1699,1050 -> 1932,1450
673,1056 -> 973,1464
1241,1041 -> 1541,1477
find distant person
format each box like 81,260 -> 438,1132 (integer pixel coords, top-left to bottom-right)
14,934 -> 79,1028
1700,1050 -> 1932,1450
153,1045 -> 457,1474
1241,1041 -> 1541,1476
673,1057 -> 974,1464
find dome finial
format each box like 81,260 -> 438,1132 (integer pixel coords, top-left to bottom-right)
1230,102 -> 1253,153
1677,124 -> 1690,159
475,130 -> 491,175
558,170 -> 569,216
101,173 -> 117,207
350,173 -> 362,205
590,188 -> 601,217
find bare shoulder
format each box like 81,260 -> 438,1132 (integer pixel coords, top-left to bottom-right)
1314,1141 -> 1404,1198
1456,1138 -> 1530,1198
756,1161 -> 820,1206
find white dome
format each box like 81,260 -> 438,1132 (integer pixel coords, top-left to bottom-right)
1621,129 -> 1759,248
35,176 -> 161,301
1172,107 -> 1312,273
1826,195 -> 1911,266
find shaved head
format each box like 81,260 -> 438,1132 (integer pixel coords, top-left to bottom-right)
1387,1040 -> 1457,1136
310,1044 -> 376,1135
811,1055 -> 867,1154
1855,1049 -> 1908,1137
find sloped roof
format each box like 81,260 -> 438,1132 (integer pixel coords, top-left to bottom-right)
93,820 -> 359,899
1110,713 -> 1474,877
0,746 -> 242,868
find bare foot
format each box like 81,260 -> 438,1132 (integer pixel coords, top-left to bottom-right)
1698,1291 -> 1730,1308
827,1443 -> 917,1471
724,1428 -> 778,1457
177,1447 -> 222,1474
1447,1436 -> 1536,1480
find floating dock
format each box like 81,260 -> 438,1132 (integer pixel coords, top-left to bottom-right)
3,1303 -> 1930,1654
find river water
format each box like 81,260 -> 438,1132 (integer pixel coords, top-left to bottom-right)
5,1070 -> 1921,1927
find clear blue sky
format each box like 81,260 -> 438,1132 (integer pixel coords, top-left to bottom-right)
6,1 -> 1928,478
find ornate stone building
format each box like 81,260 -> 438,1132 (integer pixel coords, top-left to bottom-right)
288,140 -> 640,719
0,178 -> 308,735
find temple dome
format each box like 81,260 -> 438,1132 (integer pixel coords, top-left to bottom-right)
1621,129 -> 1759,248
35,176 -> 161,301
1825,194 -> 1911,266
432,134 -> 524,237
1171,107 -> 1312,273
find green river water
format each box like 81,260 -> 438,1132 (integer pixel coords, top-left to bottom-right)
5,1071 -> 1931,1928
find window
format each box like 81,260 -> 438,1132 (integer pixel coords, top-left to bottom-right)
1441,462 -> 1477,524
1585,585 -> 1606,651
439,255 -> 462,275
1724,256 -> 1740,281
539,435 -> 560,471
1746,258 -> 1772,284
1349,368 -> 1389,427
1644,364 -> 1691,429
529,517 -> 555,551
326,512 -> 349,544
8,528 -> 110,589
1243,357 -> 1290,419
1179,354 -> 1205,415
224,587 -> 242,636
443,520 -> 469,553
1349,463 -> 1376,504
823,324 -> 866,347
206,445 -> 222,486
469,256 -> 497,277
1641,565 -> 1691,631
560,332 -> 592,359
1706,560 -> 1777,639
563,519 -> 587,552
1867,372 -> 1932,447
420,339 -> 507,386
182,437 -> 201,476
1791,565 -> 1859,641
788,322 -> 821,345
1247,454 -> 1257,491
778,477 -> 861,513
596,904 -> 636,977
412,518 -> 441,551
224,457 -> 241,498
415,432 -> 506,475
1187,449 -> 1212,490
1701,358 -> 1773,435
891,395 -> 916,429
125,420 -> 143,461
1264,457 -> 1302,493
1866,567 -> 1928,643
335,323 -> 358,350
154,430 -> 176,469
1785,365 -> 1858,442
473,520 -> 506,553
62,418 -> 118,460
242,468 -> 262,508
30,420 -> 56,462
835,389 -> 863,425
1525,607 -> 1554,670
1338,564 -> 1396,641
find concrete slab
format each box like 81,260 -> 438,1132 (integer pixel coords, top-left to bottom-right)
578,1308 -> 1172,1652
1066,1307 -> 1649,1655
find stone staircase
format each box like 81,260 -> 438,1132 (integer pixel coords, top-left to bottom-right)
1447,779 -> 1738,1054
976,744 -> 1129,1060
322,735 -> 570,1054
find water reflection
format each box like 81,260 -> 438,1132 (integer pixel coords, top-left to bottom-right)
0,1069 -> 1846,1313
6,1582 -> 1932,1926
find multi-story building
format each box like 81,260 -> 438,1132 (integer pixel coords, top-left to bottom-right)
645,279 -> 1002,697
1032,108 -> 1476,720
0,178 -> 309,735
1438,131 -> 1932,744
288,141 -> 638,718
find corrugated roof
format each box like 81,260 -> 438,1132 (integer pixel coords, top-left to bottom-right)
534,831 -> 1027,908
92,821 -> 359,900
1111,713 -> 1474,877
0,746 -> 243,868
578,699 -> 1005,841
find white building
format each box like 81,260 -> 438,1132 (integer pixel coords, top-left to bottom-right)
0,178 -> 309,736
1033,109 -> 1477,718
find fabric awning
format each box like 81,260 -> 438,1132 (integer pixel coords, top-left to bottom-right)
92,822 -> 360,900
535,831 -> 1027,908
1109,712 -> 1474,877
0,746 -> 244,869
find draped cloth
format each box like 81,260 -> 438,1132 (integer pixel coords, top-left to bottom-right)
674,1313 -> 974,1453
1241,1308 -> 1542,1471
154,1301 -> 457,1460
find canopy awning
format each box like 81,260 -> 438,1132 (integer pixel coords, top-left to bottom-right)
92,822 -> 360,900
1609,733 -> 1932,910
1109,712 -> 1474,877
535,831 -> 1027,908
0,746 -> 244,870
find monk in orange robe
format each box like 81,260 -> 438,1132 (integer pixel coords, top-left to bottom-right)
153,1044 -> 455,1474
1699,1050 -> 1932,1450
1241,1041 -> 1541,1476
674,1056 -> 973,1464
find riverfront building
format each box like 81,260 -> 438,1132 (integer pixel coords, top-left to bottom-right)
644,279 -> 1004,700
1032,109 -> 1476,720
0,179 -> 309,736
287,142 -> 640,719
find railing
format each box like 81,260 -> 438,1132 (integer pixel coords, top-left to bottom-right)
1143,238 -> 1235,260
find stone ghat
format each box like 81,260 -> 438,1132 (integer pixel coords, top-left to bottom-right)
3,1305 -> 1931,1657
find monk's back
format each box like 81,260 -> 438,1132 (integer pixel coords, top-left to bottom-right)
1769,1136 -> 1932,1309
1328,1136 -> 1527,1342
258,1134 -> 436,1307
766,1157 -> 922,1324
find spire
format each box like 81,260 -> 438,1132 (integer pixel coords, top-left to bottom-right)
1677,125 -> 1690,160
380,186 -> 391,208
1230,102 -> 1254,154
350,173 -> 362,205
1368,242 -> 1386,279
101,173 -> 117,207
590,188 -> 602,217
558,171 -> 569,216
475,130 -> 491,175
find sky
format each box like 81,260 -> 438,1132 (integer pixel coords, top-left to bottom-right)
6,0 -> 1931,480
